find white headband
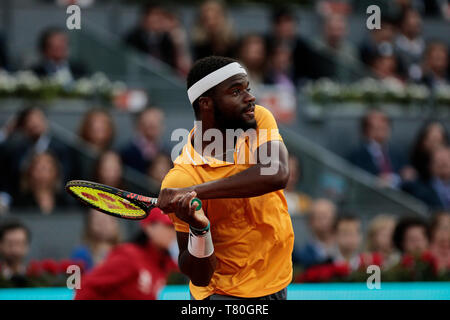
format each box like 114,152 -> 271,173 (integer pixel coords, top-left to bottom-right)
187,62 -> 247,104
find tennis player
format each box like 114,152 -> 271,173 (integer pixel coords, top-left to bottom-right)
158,56 -> 294,300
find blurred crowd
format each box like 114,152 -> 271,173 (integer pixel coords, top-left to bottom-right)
118,0 -> 449,90
0,0 -> 450,290
292,199 -> 450,280
0,106 -> 172,214
284,108 -> 450,278
0,0 -> 448,90
1,105 -> 449,287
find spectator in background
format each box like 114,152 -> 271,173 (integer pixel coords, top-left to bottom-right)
429,211 -> 450,271
409,121 -> 449,181
348,110 -> 409,188
161,8 -> 192,76
75,208 -> 177,300
284,155 -> 312,216
147,153 -> 173,186
31,27 -> 87,83
309,13 -> 360,81
78,109 -> 115,153
332,215 -> 363,271
394,9 -> 426,81
264,6 -> 311,85
265,6 -> 299,55
403,146 -> 450,210
295,199 -> 336,268
1,107 -> 73,196
393,216 -> 429,256
359,18 -> 396,67
0,220 -> 31,287
191,0 -> 236,60
237,34 -> 267,91
93,151 -> 124,189
71,208 -> 122,272
14,152 -> 70,214
264,43 -> 296,91
120,108 -> 166,174
365,214 -> 401,269
420,41 -> 449,88
124,3 -> 177,68
370,53 -> 404,84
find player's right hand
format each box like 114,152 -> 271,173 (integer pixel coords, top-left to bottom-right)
158,188 -> 209,230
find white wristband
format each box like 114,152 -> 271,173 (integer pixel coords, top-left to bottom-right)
188,229 -> 214,258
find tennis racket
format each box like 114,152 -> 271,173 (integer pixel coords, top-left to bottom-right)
65,180 -> 202,220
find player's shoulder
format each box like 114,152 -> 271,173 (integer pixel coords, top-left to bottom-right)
161,164 -> 196,190
255,104 -> 273,119
254,104 -> 279,130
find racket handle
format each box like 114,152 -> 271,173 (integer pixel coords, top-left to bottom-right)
190,198 -> 202,211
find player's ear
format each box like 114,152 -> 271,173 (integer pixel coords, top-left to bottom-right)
198,96 -> 213,112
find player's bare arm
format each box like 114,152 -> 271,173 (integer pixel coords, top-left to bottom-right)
158,140 -> 289,210
168,191 -> 216,287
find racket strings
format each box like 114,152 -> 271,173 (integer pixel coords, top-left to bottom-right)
68,186 -> 147,217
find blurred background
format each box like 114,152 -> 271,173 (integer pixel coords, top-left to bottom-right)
0,0 -> 449,291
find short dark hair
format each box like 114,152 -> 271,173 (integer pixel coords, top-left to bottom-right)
393,217 -> 429,252
140,1 -> 165,17
333,214 -> 360,232
0,220 -> 31,243
187,56 -> 237,115
272,6 -> 296,25
15,106 -> 46,131
360,109 -> 391,135
38,27 -> 65,53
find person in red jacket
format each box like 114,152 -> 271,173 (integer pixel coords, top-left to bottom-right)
75,208 -> 178,300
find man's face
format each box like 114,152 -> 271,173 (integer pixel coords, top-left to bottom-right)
430,148 -> 450,181
275,16 -> 296,40
403,226 -> 428,255
336,220 -> 361,255
367,113 -> 390,143
143,8 -> 166,33
24,109 -> 48,140
324,14 -> 346,46
208,73 -> 257,131
427,46 -> 448,74
0,229 -> 29,265
44,32 -> 69,62
402,10 -> 422,38
139,109 -> 164,142
309,201 -> 335,236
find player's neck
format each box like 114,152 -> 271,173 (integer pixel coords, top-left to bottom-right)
192,123 -> 235,159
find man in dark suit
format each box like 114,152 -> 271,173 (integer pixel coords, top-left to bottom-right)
348,110 -> 407,188
120,108 -> 168,174
1,107 -> 74,197
123,3 -> 176,68
402,146 -> 450,210
419,41 -> 449,89
294,199 -> 337,268
31,27 -> 87,81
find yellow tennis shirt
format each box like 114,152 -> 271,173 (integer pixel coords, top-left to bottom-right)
160,105 -> 294,299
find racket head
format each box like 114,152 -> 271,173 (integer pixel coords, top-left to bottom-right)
65,180 -> 154,220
